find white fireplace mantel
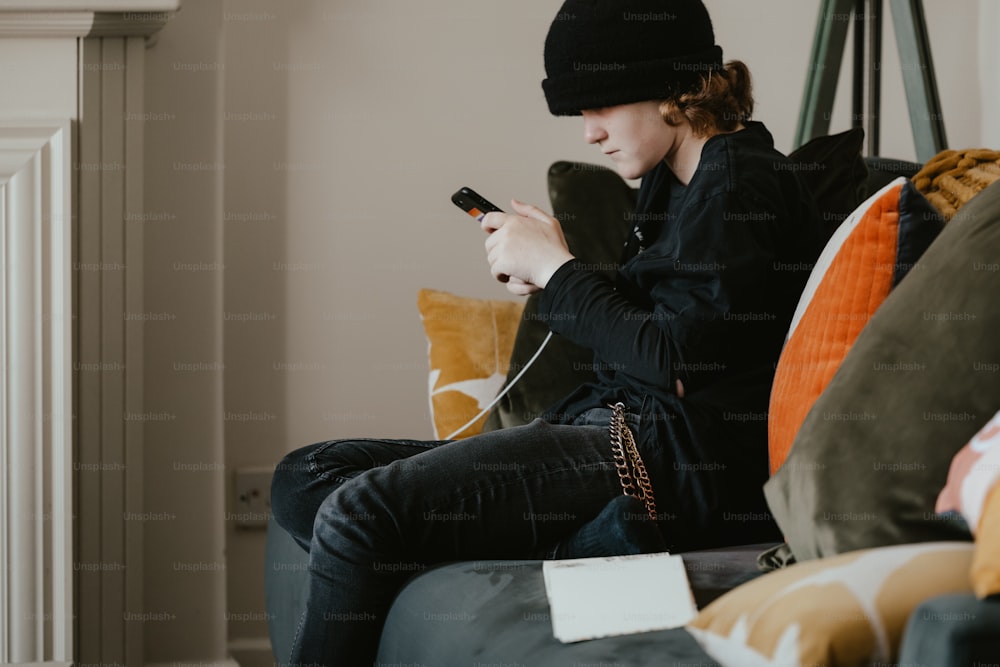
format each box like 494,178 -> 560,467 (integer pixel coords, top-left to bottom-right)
0,4 -> 176,666
0,1 -> 177,11
0,1 -> 178,37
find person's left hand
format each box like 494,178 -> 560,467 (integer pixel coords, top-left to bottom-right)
482,199 -> 574,296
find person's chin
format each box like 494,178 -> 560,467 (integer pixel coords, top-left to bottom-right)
614,162 -> 644,181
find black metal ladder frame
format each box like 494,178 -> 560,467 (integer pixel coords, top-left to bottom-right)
794,0 -> 947,162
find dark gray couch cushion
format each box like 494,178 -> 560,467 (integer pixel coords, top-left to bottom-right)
267,515 -> 1000,665
267,509 -> 771,664
375,544 -> 774,665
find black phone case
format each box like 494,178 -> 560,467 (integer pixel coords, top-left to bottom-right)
452,187 -> 503,216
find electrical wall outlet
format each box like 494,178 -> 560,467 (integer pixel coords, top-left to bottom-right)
233,467 -> 273,529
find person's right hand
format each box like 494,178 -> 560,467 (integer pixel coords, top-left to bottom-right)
482,199 -> 574,295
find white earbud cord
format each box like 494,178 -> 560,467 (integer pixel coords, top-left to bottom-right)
444,331 -> 554,440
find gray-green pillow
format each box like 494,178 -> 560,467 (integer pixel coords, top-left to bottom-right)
482,161 -> 635,431
764,180 -> 1000,560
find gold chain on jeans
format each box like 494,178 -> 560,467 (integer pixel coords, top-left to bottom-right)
608,402 -> 658,523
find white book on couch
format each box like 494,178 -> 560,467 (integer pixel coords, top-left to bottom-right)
542,552 -> 697,643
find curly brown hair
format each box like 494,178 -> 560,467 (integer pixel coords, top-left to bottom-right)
659,60 -> 754,137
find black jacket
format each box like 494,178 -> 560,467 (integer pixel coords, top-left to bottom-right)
538,122 -> 823,550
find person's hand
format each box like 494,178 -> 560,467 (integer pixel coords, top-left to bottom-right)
482,199 -> 574,295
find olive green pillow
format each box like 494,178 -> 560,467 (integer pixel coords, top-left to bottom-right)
764,180 -> 1000,560
482,161 -> 635,431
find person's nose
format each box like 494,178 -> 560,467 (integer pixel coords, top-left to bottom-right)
582,112 -> 607,145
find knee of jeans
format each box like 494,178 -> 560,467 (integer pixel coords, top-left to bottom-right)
312,478 -> 395,556
312,487 -> 353,552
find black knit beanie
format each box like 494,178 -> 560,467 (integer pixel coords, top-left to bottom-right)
542,0 -> 723,116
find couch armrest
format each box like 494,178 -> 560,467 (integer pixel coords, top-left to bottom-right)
899,593 -> 1000,666
265,515 -> 310,663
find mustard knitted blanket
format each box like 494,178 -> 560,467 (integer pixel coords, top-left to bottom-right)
913,149 -> 1000,220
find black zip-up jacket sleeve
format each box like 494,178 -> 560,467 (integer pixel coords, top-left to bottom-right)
541,259 -> 673,387
539,187 -> 803,395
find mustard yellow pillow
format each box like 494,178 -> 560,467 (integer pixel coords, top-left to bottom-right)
688,541 -> 974,666
974,487 -> 1000,599
417,289 -> 524,440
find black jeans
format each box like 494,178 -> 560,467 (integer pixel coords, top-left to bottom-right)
271,411 -> 632,666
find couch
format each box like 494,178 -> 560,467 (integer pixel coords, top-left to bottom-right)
266,138 -> 1000,666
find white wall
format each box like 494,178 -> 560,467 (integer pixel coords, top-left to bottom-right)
219,0 -> 289,656
139,0 -> 989,661
981,0 -> 1000,148
143,0 -> 229,663
704,0 -> 982,158
276,0 -> 577,450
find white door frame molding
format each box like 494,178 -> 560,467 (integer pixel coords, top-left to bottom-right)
0,121 -> 73,666
0,4 -> 177,666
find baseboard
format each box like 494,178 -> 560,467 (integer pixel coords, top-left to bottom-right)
228,637 -> 275,667
143,637 -> 273,667
146,657 -> 241,667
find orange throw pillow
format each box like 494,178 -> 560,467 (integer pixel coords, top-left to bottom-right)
768,178 -> 943,474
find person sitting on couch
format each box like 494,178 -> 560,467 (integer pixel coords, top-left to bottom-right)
270,0 -> 824,664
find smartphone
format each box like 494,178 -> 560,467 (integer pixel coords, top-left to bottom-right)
452,186 -> 510,282
451,187 -> 503,221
